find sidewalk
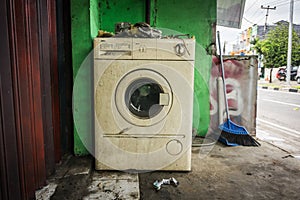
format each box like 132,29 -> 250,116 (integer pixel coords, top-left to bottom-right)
258,78 -> 300,93
139,140 -> 300,199
36,137 -> 300,200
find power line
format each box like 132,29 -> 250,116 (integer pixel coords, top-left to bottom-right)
244,3 -> 271,21
244,6 -> 266,26
265,0 -> 288,5
253,16 -> 267,26
244,0 -> 299,18
243,17 -> 255,24
245,3 -> 287,26
244,1 -> 258,13
246,8 -> 264,20
276,0 -> 300,7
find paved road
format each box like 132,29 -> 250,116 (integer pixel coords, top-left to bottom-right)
257,89 -> 300,157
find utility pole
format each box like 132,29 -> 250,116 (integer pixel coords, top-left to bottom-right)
261,5 -> 276,36
286,0 -> 294,85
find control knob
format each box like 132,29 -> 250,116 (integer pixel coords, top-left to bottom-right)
174,43 -> 186,56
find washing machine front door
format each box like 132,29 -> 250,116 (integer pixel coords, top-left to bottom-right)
115,69 -> 172,127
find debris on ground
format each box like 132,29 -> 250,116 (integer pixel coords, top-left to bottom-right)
153,177 -> 179,191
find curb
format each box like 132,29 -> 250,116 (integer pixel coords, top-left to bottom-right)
289,88 -> 299,93
259,86 -> 300,93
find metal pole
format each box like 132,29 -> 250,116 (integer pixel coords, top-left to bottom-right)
264,5 -> 269,34
286,0 -> 294,85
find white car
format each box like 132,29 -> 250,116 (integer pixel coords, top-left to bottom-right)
296,66 -> 300,84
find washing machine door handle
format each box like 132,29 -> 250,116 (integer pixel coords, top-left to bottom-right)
159,93 -> 170,106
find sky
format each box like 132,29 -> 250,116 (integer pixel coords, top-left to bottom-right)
217,0 -> 300,52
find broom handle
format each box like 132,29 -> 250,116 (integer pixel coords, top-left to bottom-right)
217,31 -> 230,123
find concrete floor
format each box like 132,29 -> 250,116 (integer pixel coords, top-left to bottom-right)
37,139 -> 300,200
139,140 -> 300,199
36,156 -> 140,200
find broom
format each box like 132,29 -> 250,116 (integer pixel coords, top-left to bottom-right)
217,31 -> 260,147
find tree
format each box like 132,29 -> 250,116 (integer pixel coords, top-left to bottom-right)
253,22 -> 300,82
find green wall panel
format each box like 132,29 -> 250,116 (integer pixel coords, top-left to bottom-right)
91,0 -> 101,38
99,0 -> 145,32
152,0 -> 216,136
71,0 -> 100,155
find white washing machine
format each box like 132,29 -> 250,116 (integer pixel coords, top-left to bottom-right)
94,37 -> 195,171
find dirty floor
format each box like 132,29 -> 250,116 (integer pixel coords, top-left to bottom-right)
36,155 -> 140,200
36,139 -> 300,200
139,141 -> 300,200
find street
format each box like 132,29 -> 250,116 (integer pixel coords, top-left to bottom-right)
257,89 -> 300,157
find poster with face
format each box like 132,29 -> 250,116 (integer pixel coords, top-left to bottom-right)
210,55 -> 258,136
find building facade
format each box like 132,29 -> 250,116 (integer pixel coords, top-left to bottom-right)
233,20 -> 300,55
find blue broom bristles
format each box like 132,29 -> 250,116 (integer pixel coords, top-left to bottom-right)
218,119 -> 260,147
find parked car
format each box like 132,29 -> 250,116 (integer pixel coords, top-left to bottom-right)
276,66 -> 299,81
296,67 -> 300,84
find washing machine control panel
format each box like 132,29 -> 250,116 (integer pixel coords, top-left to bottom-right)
94,38 -> 195,61
94,38 -> 133,59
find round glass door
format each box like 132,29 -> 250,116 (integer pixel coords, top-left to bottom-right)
114,68 -> 172,127
125,78 -> 163,119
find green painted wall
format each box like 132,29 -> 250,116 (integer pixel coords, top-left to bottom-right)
71,0 -> 216,155
99,0 -> 145,32
90,0 -> 101,38
152,0 -> 216,135
71,0 -> 100,155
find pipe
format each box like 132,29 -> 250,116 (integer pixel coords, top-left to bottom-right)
145,0 -> 151,24
217,77 -> 224,125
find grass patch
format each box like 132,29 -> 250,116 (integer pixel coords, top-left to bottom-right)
292,85 -> 300,89
258,83 -> 282,88
258,82 -> 300,90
